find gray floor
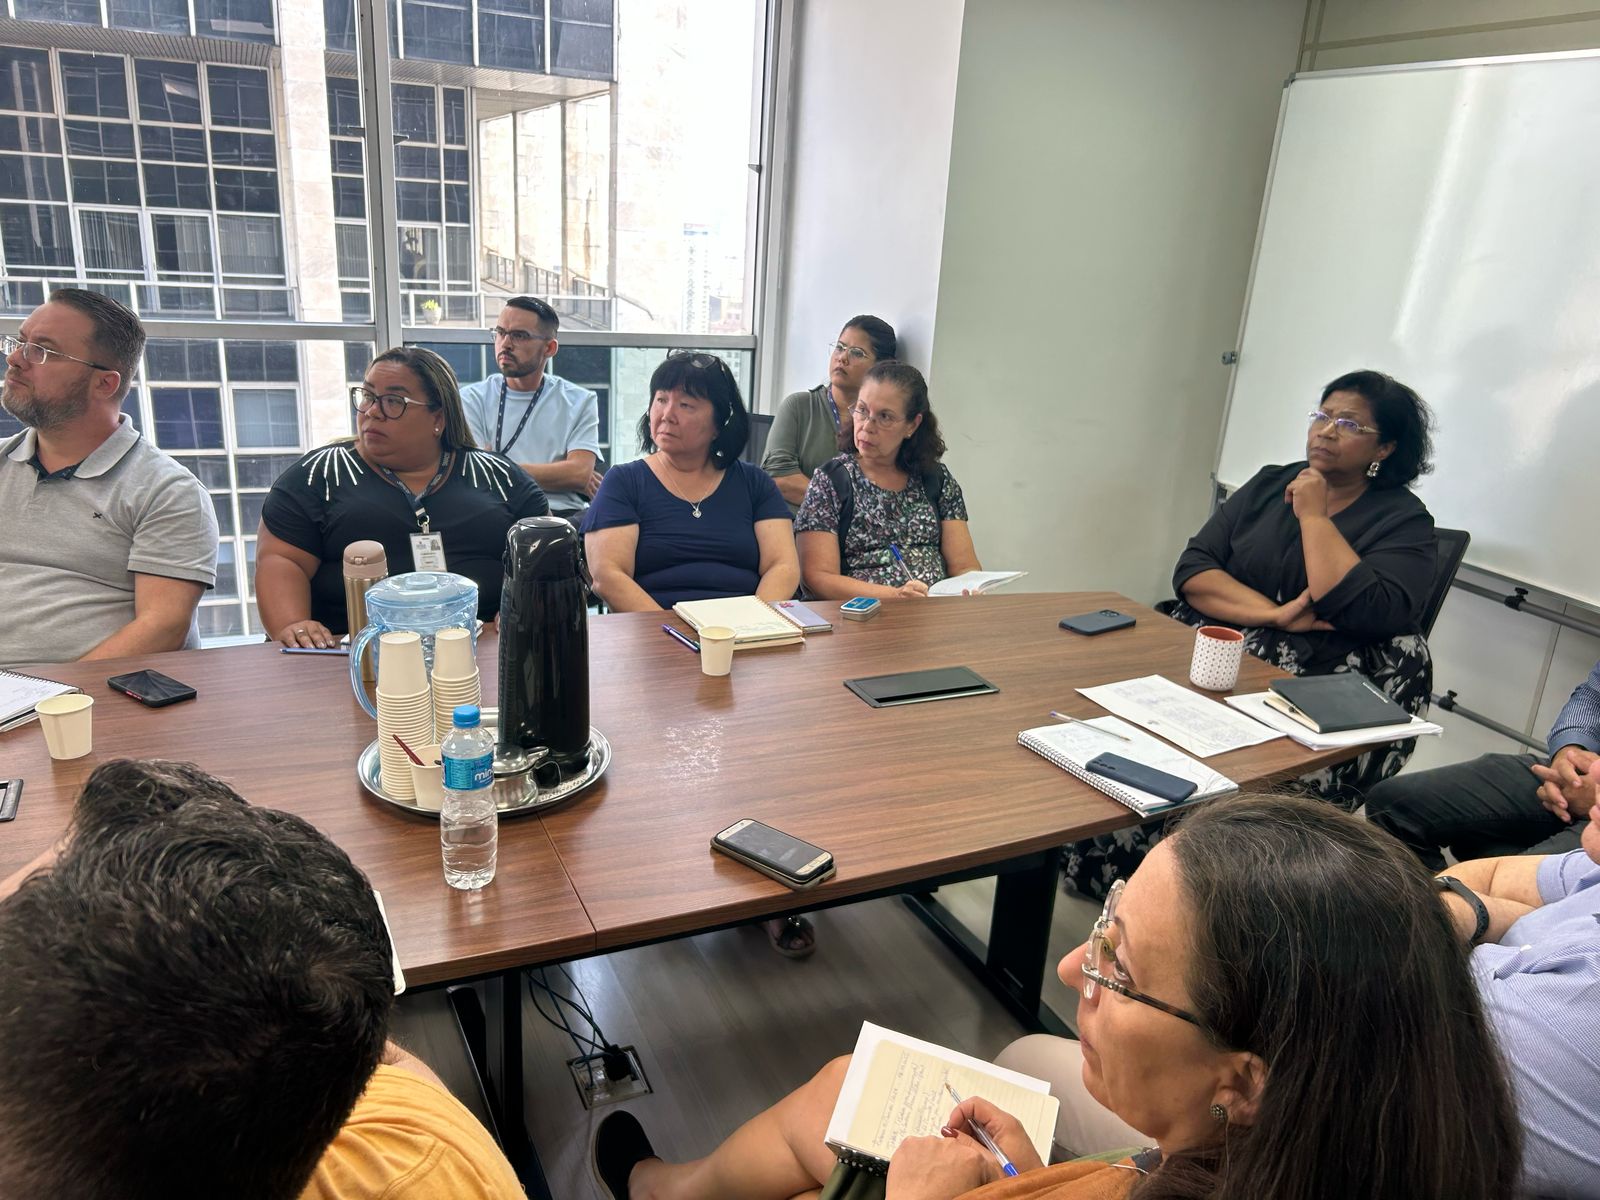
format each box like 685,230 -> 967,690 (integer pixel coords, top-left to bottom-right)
392,877 -> 1103,1199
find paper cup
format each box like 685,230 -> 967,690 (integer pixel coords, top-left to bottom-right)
432,627 -> 475,681
699,626 -> 736,677
36,693 -> 93,760
376,631 -> 427,696
409,745 -> 445,811
1189,625 -> 1246,691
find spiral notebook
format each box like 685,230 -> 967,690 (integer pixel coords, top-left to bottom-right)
672,596 -> 803,647
1018,716 -> 1236,817
0,669 -> 78,733
824,1022 -> 1058,1176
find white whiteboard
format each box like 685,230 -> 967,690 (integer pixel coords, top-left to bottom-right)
1216,52 -> 1600,608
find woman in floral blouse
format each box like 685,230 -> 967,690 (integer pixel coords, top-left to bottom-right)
795,361 -> 980,600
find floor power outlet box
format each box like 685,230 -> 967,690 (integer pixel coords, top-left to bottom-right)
567,1045 -> 652,1110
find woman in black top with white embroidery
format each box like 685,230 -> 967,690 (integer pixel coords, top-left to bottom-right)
255,347 -> 547,647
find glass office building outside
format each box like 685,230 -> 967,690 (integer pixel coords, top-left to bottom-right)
0,0 -> 763,640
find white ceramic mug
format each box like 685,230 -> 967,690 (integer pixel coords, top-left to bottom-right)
1189,625 -> 1246,691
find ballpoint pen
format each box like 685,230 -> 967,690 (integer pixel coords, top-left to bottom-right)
943,1082 -> 1019,1177
888,543 -> 913,583
660,624 -> 700,653
1049,711 -> 1133,742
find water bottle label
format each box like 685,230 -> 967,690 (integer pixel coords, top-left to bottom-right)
443,752 -> 494,790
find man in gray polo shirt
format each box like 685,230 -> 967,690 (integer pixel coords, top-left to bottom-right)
0,289 -> 217,666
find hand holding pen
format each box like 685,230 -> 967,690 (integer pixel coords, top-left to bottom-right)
889,544 -> 929,599
941,1082 -> 1024,1178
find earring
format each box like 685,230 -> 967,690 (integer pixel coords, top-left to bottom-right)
1209,1103 -> 1228,1123
1366,460 -> 1380,478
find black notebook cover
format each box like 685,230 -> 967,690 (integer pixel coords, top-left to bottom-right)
1268,672 -> 1408,734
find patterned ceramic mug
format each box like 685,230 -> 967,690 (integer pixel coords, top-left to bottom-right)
1190,625 -> 1246,691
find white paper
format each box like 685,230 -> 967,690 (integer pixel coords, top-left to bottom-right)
1225,692 -> 1442,750
826,1022 -> 1057,1166
927,570 -> 1027,596
1077,675 -> 1284,758
1020,716 -> 1237,812
0,671 -> 75,727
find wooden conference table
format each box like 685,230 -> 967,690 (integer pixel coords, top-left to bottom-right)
0,593 -> 1348,1189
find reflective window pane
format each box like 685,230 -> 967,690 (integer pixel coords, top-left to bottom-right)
65,120 -> 136,158
0,155 -> 66,201
224,340 -> 297,382
16,0 -> 101,27
0,49 -> 53,113
110,0 -> 191,35
0,203 -> 74,267
69,159 -> 141,206
135,61 -> 202,124
61,54 -> 130,119
233,388 -> 299,447
81,211 -> 144,273
147,338 -> 220,380
206,66 -> 271,130
152,387 -> 224,449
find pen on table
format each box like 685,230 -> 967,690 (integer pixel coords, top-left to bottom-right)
942,1082 -> 1018,1178
1049,711 -> 1133,742
889,543 -> 914,583
661,624 -> 701,653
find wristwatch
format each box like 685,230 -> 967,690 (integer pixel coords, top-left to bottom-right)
1436,875 -> 1490,944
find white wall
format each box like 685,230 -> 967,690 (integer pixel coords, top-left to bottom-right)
927,0 -> 1306,601
765,0 -> 964,403
1301,0 -> 1600,769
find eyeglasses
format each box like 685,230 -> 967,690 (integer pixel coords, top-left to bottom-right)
829,340 -> 871,362
664,350 -> 734,376
850,402 -> 905,430
1307,410 -> 1379,437
1081,880 -> 1204,1028
350,385 -> 429,419
491,326 -> 551,346
2,334 -> 110,371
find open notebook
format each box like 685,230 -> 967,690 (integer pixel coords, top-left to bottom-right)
672,596 -> 803,647
0,669 -> 78,733
1018,716 -> 1236,817
929,570 -> 1027,596
825,1022 -> 1059,1176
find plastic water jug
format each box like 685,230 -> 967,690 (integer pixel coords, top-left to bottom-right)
348,571 -> 478,717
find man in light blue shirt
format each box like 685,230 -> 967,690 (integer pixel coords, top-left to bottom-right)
1439,804 -> 1600,1197
460,296 -> 602,518
1367,659 -> 1600,868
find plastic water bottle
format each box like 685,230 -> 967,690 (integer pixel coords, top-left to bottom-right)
440,704 -> 497,890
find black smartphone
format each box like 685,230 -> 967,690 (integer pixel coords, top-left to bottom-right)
1060,610 -> 1137,636
0,779 -> 20,822
1084,752 -> 1197,804
106,669 -> 198,708
711,819 -> 836,890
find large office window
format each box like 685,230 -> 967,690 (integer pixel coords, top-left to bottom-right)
0,0 -> 765,639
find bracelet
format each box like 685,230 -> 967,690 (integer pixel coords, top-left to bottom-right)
1436,875 -> 1490,944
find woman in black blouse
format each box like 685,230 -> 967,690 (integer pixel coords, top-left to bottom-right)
256,347 -> 548,647
1066,370 -> 1439,899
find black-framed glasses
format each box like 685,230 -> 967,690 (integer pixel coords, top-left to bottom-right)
2,334 -> 111,371
350,385 -> 429,419
829,340 -> 871,362
1307,410 -> 1379,437
491,326 -> 551,346
1081,880 -> 1204,1028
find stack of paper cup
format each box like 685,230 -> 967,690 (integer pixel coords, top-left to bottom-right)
431,626 -> 481,743
376,631 -> 433,800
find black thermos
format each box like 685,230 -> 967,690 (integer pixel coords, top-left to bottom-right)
497,516 -> 590,771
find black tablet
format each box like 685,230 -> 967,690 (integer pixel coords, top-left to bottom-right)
844,665 -> 999,708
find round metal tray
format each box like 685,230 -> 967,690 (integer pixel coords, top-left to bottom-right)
357,710 -> 609,819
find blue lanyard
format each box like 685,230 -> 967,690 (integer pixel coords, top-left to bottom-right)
494,375 -> 549,455
373,449 -> 451,531
825,384 -> 841,433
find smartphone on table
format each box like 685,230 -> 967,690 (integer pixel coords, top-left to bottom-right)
106,670 -> 198,708
712,819 -> 836,890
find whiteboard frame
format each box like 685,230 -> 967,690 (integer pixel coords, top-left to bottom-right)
1214,46 -> 1600,490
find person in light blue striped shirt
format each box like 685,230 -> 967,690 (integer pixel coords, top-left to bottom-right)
1367,658 -> 1600,868
1439,801 -> 1600,1196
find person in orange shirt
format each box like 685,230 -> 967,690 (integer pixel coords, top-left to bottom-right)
0,759 -> 520,1200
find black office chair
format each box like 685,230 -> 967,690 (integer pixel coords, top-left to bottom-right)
743,412 -> 774,465
1418,526 -> 1470,637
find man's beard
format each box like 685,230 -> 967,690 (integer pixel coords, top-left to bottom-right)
1,378 -> 91,431
501,356 -> 541,381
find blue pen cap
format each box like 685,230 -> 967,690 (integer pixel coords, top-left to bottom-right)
452,704 -> 481,728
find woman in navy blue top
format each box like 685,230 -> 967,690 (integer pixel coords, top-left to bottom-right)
583,352 -> 798,611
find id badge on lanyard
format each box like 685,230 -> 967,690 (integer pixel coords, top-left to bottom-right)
409,508 -> 448,572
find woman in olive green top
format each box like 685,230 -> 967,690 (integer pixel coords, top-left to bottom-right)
762,314 -> 896,510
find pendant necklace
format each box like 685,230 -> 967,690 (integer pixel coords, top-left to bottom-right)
657,458 -> 714,518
